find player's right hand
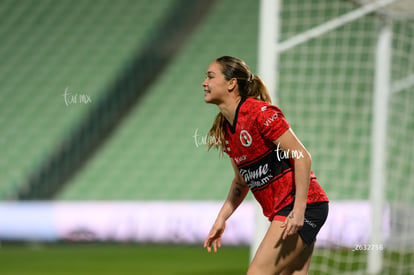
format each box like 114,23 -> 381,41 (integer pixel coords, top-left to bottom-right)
204,218 -> 226,253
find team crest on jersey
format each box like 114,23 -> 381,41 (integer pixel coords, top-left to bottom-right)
240,130 -> 253,147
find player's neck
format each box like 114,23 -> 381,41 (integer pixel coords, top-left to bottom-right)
218,96 -> 242,127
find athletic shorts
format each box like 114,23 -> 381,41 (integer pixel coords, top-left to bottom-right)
273,202 -> 329,246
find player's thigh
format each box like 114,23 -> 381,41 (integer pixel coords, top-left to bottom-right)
248,220 -> 307,275
280,242 -> 314,275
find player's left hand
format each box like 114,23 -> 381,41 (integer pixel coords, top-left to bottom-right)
281,210 -> 304,240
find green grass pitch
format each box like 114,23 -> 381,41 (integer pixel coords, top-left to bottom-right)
1,243 -> 412,274
0,243 -> 249,275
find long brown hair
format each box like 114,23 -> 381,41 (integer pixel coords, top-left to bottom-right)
207,56 -> 272,153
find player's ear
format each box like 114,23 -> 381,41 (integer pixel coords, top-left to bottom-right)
228,78 -> 237,92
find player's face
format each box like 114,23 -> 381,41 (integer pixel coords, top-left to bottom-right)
202,61 -> 231,104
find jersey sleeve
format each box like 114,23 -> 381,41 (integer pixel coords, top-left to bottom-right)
256,103 -> 290,142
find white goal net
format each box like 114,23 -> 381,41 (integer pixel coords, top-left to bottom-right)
256,0 -> 414,274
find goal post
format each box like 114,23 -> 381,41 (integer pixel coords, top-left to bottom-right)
251,0 -> 280,262
368,17 -> 392,274
254,0 -> 414,273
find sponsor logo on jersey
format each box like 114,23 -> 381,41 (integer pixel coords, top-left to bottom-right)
240,164 -> 271,183
264,112 -> 278,127
240,130 -> 252,147
237,148 -> 293,192
234,155 -> 247,164
239,164 -> 276,190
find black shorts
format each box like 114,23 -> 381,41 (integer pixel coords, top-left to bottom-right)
273,202 -> 329,246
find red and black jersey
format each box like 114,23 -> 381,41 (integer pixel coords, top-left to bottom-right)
224,97 -> 328,220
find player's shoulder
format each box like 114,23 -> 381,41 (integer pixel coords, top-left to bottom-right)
243,97 -> 282,114
243,98 -> 289,129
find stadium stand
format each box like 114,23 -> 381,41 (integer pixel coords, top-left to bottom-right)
1,0 -> 257,200
0,0 -> 194,199
57,0 -> 260,200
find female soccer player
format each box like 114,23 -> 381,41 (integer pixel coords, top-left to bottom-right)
203,56 -> 329,275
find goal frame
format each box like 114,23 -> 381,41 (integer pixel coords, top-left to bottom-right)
254,0 -> 413,273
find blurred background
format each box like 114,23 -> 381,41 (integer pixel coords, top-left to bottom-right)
0,0 -> 413,274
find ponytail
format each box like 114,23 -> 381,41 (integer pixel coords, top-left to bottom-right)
248,75 -> 272,104
207,112 -> 226,153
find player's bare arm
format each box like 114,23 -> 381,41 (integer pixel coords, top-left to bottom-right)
274,128 -> 312,240
204,160 -> 249,253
